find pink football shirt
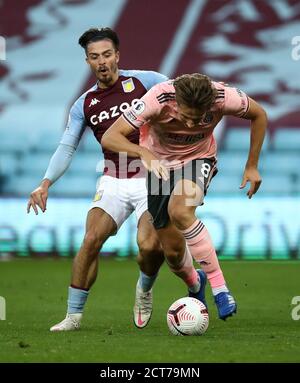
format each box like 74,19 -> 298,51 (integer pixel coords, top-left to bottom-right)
123,80 -> 249,169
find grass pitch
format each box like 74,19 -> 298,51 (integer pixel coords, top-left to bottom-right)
0,258 -> 299,363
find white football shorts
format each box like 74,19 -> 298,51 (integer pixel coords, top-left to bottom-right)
89,175 -> 148,231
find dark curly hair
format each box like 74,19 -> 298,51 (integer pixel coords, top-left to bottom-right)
78,27 -> 120,53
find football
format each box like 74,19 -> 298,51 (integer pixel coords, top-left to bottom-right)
167,297 -> 209,336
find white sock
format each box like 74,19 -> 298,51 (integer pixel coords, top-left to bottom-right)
212,285 -> 229,296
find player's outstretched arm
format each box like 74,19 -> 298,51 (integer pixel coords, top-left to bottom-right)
239,97 -> 267,199
27,178 -> 51,215
102,116 -> 168,180
27,142 -> 76,214
27,96 -> 85,214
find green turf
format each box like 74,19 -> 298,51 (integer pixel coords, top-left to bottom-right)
0,258 -> 299,362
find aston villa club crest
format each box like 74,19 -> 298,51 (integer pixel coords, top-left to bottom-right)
122,78 -> 135,93
93,190 -> 104,202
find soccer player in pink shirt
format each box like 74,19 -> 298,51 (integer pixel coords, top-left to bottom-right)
102,73 -> 267,320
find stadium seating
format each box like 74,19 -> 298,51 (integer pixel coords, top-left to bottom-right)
216,151 -> 249,177
0,153 -> 20,177
0,131 -> 30,155
260,174 -> 296,194
260,152 -> 300,177
68,153 -> 104,175
214,127 -> 299,196
50,174 -> 98,197
31,129 -> 63,153
223,128 -> 270,152
19,152 -> 53,178
0,126 -> 299,197
0,125 -> 105,197
209,174 -> 242,195
3,174 -> 43,196
272,128 -> 300,151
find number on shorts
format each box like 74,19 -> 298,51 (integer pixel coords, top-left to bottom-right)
201,163 -> 211,178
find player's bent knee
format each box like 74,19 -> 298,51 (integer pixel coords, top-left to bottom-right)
138,235 -> 162,257
83,231 -> 104,253
168,206 -> 192,229
164,249 -> 184,267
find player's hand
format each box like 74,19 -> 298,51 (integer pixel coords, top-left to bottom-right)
140,148 -> 169,181
27,182 -> 50,214
239,167 -> 262,199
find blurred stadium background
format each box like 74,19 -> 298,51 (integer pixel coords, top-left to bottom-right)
0,0 -> 299,260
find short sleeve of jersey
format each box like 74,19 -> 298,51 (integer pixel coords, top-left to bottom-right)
222,86 -> 250,117
122,84 -> 163,129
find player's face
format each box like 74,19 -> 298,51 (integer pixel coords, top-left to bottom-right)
177,104 -> 205,129
86,39 -> 120,88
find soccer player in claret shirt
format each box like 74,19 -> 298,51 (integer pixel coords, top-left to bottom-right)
102,73 -> 268,320
27,29 -> 204,331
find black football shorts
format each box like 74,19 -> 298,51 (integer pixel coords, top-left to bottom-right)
147,158 -> 217,229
